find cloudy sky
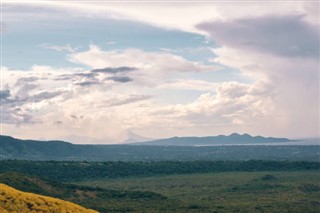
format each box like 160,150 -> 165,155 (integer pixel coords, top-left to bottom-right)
1,1 -> 319,143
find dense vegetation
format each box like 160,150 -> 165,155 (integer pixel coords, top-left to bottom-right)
1,171 -> 319,213
1,160 -> 319,212
1,160 -> 319,182
0,183 -> 98,213
1,135 -> 318,161
77,171 -> 320,213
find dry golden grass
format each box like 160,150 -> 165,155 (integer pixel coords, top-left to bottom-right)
0,183 -> 99,213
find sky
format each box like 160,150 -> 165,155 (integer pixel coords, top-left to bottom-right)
1,0 -> 319,144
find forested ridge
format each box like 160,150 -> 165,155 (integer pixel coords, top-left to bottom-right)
1,160 -> 319,182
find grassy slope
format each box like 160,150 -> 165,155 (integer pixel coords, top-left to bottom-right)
0,172 -> 166,213
0,183 -> 98,213
77,171 -> 320,213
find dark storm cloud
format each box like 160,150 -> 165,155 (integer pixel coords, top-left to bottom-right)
91,66 -> 137,74
54,72 -> 97,81
0,89 -> 11,100
107,76 -> 133,83
197,15 -> 319,58
53,66 -> 137,85
74,73 -> 97,78
54,68 -> 136,86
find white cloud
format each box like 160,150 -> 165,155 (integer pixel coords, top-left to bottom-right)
41,43 -> 80,53
68,45 -> 220,88
69,45 -> 218,72
197,13 -> 319,138
1,46 -> 221,142
117,80 -> 276,138
2,1 -> 319,141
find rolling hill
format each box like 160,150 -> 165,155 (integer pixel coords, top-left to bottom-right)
0,135 -> 101,160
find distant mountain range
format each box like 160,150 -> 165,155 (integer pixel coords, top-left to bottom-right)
132,133 -> 291,146
122,130 -> 154,144
1,134 -> 315,161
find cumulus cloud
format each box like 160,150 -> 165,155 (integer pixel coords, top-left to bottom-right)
69,45 -> 219,73
197,13 -> 319,137
113,79 -> 276,139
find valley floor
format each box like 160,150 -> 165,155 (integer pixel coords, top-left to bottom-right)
75,171 -> 320,213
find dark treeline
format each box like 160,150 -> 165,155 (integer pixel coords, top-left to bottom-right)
1,160 -> 319,182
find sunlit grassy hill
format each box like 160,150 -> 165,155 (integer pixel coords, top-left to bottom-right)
0,172 -> 167,212
0,183 -> 98,213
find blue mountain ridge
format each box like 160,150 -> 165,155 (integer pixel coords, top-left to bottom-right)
132,133 -> 291,146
